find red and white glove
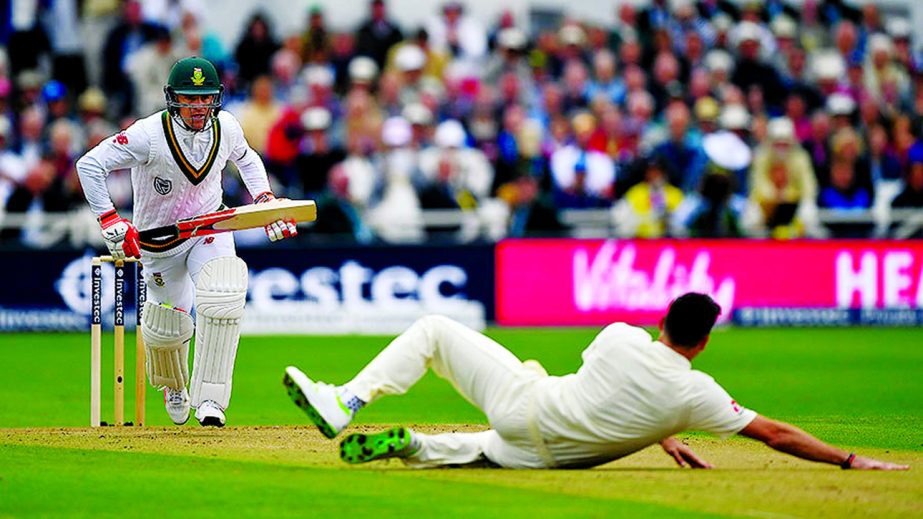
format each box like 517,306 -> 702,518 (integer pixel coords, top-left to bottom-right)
98,209 -> 141,260
254,192 -> 298,242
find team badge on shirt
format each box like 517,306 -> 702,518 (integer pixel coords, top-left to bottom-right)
153,176 -> 172,195
152,272 -> 165,287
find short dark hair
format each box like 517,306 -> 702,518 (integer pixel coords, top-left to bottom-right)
663,293 -> 721,348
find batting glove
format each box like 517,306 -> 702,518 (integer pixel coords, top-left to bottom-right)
98,209 -> 141,260
254,192 -> 298,242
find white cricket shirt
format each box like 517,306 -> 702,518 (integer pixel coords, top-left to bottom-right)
534,323 -> 757,468
76,110 -> 271,257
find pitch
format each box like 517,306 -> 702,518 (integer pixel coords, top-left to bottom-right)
1,328 -> 921,518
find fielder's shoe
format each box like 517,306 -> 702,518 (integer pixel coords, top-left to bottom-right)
164,388 -> 190,425
195,400 -> 226,427
340,427 -> 419,464
283,366 -> 354,438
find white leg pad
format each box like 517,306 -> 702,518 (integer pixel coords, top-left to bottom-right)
190,257 -> 248,409
141,302 -> 194,390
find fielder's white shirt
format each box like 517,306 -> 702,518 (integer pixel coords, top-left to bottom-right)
535,323 -> 757,468
76,110 -> 271,257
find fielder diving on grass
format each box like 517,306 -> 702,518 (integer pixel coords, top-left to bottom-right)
77,57 -> 299,427
284,293 -> 909,470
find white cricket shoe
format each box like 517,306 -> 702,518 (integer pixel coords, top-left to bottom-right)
195,400 -> 226,428
164,388 -> 190,425
283,366 -> 354,438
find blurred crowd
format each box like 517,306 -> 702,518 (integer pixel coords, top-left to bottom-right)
2,0 -> 923,247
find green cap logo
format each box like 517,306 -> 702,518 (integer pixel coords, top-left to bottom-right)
191,68 -> 205,86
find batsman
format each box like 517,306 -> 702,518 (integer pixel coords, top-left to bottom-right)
76,57 -> 297,427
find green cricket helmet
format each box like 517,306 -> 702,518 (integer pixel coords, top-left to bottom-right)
164,57 -> 223,130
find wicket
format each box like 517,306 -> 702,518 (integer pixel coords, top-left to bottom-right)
90,255 -> 147,427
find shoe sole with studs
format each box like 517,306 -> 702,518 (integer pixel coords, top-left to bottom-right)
340,427 -> 413,464
283,370 -> 337,439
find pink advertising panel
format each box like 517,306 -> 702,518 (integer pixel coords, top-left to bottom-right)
495,239 -> 923,326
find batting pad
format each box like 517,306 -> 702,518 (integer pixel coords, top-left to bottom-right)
190,256 -> 248,409
141,302 -> 194,390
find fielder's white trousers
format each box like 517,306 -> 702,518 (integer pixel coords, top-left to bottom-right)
345,315 -> 550,468
141,234 -> 237,312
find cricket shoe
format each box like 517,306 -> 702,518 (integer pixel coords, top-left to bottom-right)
340,427 -> 418,464
283,366 -> 354,438
195,400 -> 226,427
164,388 -> 190,425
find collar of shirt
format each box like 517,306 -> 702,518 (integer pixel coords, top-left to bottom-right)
652,340 -> 692,369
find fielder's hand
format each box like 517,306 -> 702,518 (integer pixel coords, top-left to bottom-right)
254,192 -> 298,242
848,454 -> 909,471
660,437 -> 713,469
98,209 -> 141,260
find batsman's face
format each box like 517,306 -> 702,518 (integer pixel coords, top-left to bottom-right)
177,94 -> 215,130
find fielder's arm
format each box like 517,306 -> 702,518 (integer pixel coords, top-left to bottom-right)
739,416 -> 909,470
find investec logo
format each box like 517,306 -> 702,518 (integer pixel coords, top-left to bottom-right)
92,267 -> 102,325
114,267 -> 124,324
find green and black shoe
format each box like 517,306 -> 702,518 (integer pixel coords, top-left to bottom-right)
340,427 -> 418,464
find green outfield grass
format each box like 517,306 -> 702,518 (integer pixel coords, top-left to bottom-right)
1,327 -> 921,518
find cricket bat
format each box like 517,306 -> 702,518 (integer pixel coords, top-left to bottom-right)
138,199 -> 316,244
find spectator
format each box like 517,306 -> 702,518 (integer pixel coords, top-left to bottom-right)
387,29 -> 450,82
101,0 -> 162,117
588,104 -> 631,163
341,87 -> 383,154
301,6 -> 330,64
892,143 -> 923,208
0,116 -> 26,210
648,52 -> 682,113
731,21 -> 784,111
426,2 -> 487,64
236,75 -> 282,156
866,124 -> 902,185
42,0 -> 88,95
234,13 -> 279,90
127,26 -> 177,117
403,103 -> 435,149
550,112 -> 615,208
614,156 -> 684,238
355,0 -> 403,69
561,60 -> 590,113
417,119 -> 493,210
819,159 -> 870,212
780,47 -> 822,111
311,164 -> 375,244
784,93 -> 811,143
6,3 -> 51,78
15,107 -> 45,170
483,28 -> 531,91
864,34 -> 908,105
749,117 -> 818,237
265,86 -> 311,190
368,116 -> 424,242
41,81 -> 73,127
652,103 -> 699,189
827,127 -> 873,196
329,32 -> 356,93
296,107 -> 346,197
495,120 -> 562,237
802,110 -> 832,181
673,171 -> 751,238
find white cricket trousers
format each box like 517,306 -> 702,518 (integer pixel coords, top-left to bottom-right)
141,234 -> 237,312
345,315 -> 550,468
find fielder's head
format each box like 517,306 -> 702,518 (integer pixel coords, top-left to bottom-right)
661,293 -> 721,352
164,57 -> 223,132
